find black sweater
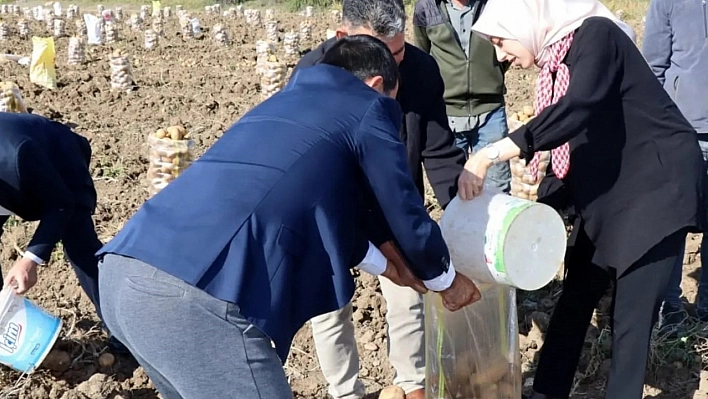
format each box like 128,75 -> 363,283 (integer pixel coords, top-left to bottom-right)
513,17 -> 707,273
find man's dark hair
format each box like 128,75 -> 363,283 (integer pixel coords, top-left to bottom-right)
342,0 -> 406,38
321,35 -> 399,95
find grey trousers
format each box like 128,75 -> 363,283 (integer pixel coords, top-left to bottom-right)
98,254 -> 293,399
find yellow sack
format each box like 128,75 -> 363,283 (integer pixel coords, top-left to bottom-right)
152,0 -> 161,16
29,37 -> 57,90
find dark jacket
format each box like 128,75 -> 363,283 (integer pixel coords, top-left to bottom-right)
97,65 -> 452,361
294,38 -> 465,211
512,17 -> 707,274
412,0 -> 507,118
0,113 -> 96,261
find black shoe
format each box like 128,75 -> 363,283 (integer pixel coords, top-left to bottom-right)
107,336 -> 131,355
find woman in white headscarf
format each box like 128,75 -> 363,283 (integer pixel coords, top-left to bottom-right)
456,1 -> 707,398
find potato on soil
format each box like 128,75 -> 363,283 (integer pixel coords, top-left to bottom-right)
42,349 -> 72,372
98,352 -> 115,368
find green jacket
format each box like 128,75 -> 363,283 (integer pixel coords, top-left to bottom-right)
413,0 -> 507,117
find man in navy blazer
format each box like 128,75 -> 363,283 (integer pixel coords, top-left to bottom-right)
96,35 -> 480,399
0,113 -> 112,336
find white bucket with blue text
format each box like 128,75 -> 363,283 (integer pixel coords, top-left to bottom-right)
0,287 -> 62,373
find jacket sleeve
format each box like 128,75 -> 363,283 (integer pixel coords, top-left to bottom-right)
413,26 -> 432,53
641,0 -> 672,85
509,21 -> 621,160
420,62 -> 466,209
355,96 -> 451,281
17,140 -> 76,262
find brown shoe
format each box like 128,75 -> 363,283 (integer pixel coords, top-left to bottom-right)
405,388 -> 425,399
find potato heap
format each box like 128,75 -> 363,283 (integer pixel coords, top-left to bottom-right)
284,31 -> 299,55
139,5 -> 149,21
147,126 -> 194,196
509,105 -> 535,123
304,6 -> 313,17
0,23 -> 8,41
508,105 -> 550,201
109,49 -> 134,91
114,7 -> 123,20
245,9 -> 260,26
53,18 -> 65,37
330,10 -> 341,23
444,353 -> 518,399
67,36 -> 85,64
299,21 -> 312,41
212,24 -> 230,46
144,29 -> 158,49
260,55 -> 287,100
152,16 -> 164,36
17,19 -> 29,38
265,20 -> 278,43
104,20 -> 118,43
75,18 -> 86,36
0,82 -> 28,113
255,40 -> 275,75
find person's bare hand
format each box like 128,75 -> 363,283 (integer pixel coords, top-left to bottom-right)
4,257 -> 38,294
379,241 -> 428,294
458,153 -> 493,200
438,273 -> 481,311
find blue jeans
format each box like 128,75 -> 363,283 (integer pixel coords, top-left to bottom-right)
452,106 -> 511,193
664,140 -> 708,317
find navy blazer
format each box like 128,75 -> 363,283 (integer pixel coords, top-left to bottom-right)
98,65 -> 451,361
0,113 -> 96,261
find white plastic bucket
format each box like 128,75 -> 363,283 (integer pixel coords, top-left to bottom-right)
0,288 -> 62,373
440,190 -> 567,290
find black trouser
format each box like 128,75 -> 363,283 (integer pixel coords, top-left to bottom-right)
0,210 -> 103,319
533,227 -> 686,399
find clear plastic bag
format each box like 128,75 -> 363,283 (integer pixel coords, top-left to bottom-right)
425,284 -> 521,399
146,128 -> 194,197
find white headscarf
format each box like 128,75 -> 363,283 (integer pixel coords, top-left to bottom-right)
472,0 -> 636,66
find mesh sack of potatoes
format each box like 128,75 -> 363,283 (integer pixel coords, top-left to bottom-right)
507,106 -> 550,202
425,284 -> 521,399
146,126 -> 195,197
0,82 -> 28,113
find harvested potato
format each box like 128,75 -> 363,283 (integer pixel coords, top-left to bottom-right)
42,349 -> 72,372
469,356 -> 510,387
98,352 -> 115,368
377,385 -> 405,399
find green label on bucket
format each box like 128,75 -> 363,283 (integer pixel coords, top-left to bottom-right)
486,199 -> 534,279
0,297 -> 62,374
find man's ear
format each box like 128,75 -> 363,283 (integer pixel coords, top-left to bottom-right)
363,75 -> 384,93
335,28 -> 348,40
